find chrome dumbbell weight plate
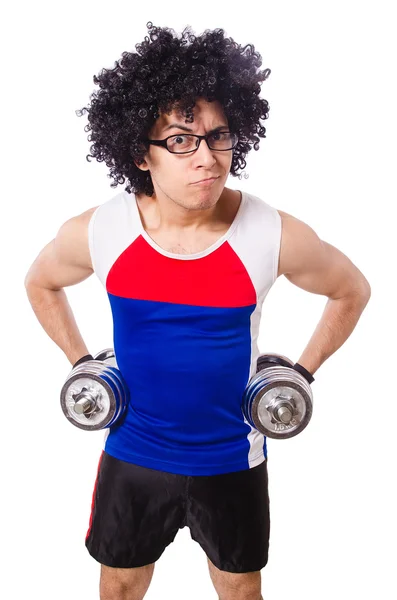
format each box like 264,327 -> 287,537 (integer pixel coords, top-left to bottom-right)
256,353 -> 295,372
93,348 -> 118,367
242,354 -> 313,439
60,349 -> 129,431
91,349 -> 129,427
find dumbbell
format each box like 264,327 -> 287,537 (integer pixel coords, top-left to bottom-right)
60,349 -> 130,431
241,353 -> 314,439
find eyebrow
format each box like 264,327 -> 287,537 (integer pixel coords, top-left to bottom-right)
162,123 -> 229,134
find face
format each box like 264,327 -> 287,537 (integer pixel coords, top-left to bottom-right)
135,98 -> 234,211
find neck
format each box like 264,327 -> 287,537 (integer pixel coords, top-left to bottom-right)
136,190 -> 226,232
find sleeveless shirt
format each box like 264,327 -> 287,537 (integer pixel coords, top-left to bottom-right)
88,189 -> 282,476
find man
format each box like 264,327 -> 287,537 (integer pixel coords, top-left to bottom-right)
24,23 -> 371,600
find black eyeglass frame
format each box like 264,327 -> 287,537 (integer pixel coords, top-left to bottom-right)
143,131 -> 239,154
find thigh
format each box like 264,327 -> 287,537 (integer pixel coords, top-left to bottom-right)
187,459 -> 270,573
85,451 -> 188,568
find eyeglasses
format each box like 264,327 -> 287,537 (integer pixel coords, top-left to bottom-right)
143,131 -> 239,154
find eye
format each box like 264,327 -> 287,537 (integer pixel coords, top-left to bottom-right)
210,131 -> 229,141
167,135 -> 195,151
172,135 -> 190,144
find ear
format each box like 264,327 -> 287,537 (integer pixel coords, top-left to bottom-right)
134,158 -> 149,171
134,143 -> 150,171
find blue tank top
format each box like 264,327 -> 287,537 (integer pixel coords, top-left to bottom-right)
88,189 -> 281,475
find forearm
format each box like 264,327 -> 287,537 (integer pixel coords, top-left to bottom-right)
25,284 -> 90,366
296,293 -> 371,376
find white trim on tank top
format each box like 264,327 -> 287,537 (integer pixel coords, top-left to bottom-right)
125,189 -> 247,261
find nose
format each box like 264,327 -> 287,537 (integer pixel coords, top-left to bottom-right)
193,137 -> 217,166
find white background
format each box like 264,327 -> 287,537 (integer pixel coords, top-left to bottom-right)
1,1 -> 396,598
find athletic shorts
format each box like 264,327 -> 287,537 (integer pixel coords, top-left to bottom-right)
85,451 -> 270,573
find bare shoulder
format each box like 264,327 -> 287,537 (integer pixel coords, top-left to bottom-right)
275,209 -> 317,278
77,205 -> 100,225
56,206 -> 100,268
275,208 -> 371,299
82,205 -> 100,218
25,206 -> 100,290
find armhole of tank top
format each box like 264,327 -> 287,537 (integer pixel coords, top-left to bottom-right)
273,208 -> 282,283
88,206 -> 100,275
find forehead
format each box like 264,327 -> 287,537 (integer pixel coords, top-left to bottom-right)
155,98 -> 227,132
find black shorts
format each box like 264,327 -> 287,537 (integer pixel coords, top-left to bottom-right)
85,451 -> 270,573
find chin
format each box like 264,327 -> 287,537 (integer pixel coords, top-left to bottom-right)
193,194 -> 221,210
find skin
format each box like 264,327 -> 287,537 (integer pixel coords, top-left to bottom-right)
133,97 -> 242,254
24,97 -> 371,600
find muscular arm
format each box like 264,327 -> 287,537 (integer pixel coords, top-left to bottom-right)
276,210 -> 371,375
24,207 -> 99,366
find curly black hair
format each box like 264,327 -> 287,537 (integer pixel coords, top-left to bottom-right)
76,22 -> 271,196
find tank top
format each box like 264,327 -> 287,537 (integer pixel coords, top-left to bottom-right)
88,189 -> 282,476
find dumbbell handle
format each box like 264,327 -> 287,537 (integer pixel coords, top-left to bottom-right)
72,389 -> 100,416
276,405 -> 293,424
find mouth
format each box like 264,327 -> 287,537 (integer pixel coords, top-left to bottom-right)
191,177 -> 219,186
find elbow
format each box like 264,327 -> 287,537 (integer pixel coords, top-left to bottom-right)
24,272 -> 32,289
361,279 -> 372,300
353,275 -> 372,302
24,267 -> 38,289
24,271 -> 40,291
354,282 -> 372,307
338,280 -> 371,305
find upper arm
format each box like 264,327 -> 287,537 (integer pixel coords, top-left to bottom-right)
276,210 -> 371,299
24,206 -> 99,291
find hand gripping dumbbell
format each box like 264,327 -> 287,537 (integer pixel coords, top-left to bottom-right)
241,354 -> 314,439
60,349 -> 130,431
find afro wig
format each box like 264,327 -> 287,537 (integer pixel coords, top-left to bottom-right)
76,22 -> 271,196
